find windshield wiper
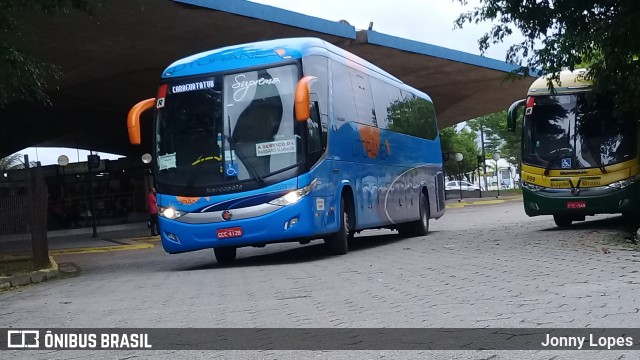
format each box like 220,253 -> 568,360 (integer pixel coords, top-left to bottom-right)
594,161 -> 608,174
584,142 -> 608,174
544,147 -> 573,176
224,121 -> 264,186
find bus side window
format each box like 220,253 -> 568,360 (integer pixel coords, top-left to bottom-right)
302,55 -> 329,132
307,101 -> 323,153
370,76 -> 392,130
306,100 -> 325,166
349,69 -> 376,127
331,61 -> 357,124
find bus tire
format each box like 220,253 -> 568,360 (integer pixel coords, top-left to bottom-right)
553,215 -> 572,228
399,193 -> 429,237
622,211 -> 640,224
325,198 -> 350,255
214,247 -> 237,264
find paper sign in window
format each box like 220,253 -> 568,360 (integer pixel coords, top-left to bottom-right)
256,139 -> 296,157
158,153 -> 176,170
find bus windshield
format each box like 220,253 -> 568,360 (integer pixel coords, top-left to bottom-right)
155,64 -> 302,193
523,94 -> 636,170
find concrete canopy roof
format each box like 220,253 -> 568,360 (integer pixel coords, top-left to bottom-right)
1,0 -> 534,158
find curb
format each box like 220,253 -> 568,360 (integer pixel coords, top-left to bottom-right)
446,196 -> 523,209
127,235 -> 161,243
0,255 -> 61,292
49,242 -> 154,255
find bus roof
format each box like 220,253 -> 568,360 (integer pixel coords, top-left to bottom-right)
162,37 -> 401,83
528,69 -> 591,96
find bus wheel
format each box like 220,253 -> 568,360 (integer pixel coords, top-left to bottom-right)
325,198 -> 349,255
399,193 -> 430,237
553,215 -> 573,228
214,247 -> 237,264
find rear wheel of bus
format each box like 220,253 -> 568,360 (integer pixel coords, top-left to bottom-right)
214,247 -> 237,264
325,198 -> 351,255
553,215 -> 573,228
399,192 -> 429,237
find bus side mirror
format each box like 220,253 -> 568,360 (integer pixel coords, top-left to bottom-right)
507,99 -> 526,132
294,76 -> 317,122
127,98 -> 156,144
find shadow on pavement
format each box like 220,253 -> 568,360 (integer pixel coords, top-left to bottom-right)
540,214 -> 638,233
175,230 -> 434,271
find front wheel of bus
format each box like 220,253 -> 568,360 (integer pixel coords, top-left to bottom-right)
325,199 -> 350,255
214,247 -> 237,264
553,215 -> 573,228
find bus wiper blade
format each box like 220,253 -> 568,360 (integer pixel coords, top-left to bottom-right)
584,142 -> 607,174
544,148 -> 573,176
224,132 -> 264,186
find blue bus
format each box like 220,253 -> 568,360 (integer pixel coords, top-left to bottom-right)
127,38 -> 445,263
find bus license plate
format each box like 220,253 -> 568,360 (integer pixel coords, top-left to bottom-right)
567,201 -> 586,209
217,227 -> 243,239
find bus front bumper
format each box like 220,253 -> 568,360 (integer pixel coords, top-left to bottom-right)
158,196 -> 324,253
523,182 -> 640,217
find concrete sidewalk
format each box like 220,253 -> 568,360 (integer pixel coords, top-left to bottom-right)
45,222 -> 157,255
1,223 -> 158,291
445,194 -> 523,209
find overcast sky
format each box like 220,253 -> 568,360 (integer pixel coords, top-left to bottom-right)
17,0 -> 517,166
251,0 -> 515,60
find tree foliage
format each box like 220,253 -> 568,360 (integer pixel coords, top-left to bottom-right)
467,110 -> 522,172
0,0 -> 97,108
439,126 -> 479,177
455,0 -> 640,113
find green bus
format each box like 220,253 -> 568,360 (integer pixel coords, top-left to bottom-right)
507,69 -> 640,227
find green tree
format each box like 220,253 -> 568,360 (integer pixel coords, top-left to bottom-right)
1,0 -> 97,108
439,126 -> 480,180
466,114 -> 501,154
455,0 -> 640,113
467,110 -> 522,174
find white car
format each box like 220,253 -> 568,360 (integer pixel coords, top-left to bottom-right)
445,180 -> 480,191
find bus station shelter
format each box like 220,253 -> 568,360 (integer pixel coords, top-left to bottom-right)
0,0 -> 534,159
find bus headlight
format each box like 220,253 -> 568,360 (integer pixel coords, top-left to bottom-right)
607,179 -> 631,190
604,175 -> 640,190
521,181 -> 544,192
158,206 -> 187,220
269,179 -> 317,206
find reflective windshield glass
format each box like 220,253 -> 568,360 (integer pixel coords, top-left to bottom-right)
522,94 -> 636,169
575,95 -> 636,167
522,95 -> 574,169
223,65 -> 301,181
155,64 -> 301,194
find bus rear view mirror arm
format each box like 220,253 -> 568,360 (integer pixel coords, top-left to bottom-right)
294,76 -> 317,122
507,99 -> 525,133
127,98 -> 156,145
